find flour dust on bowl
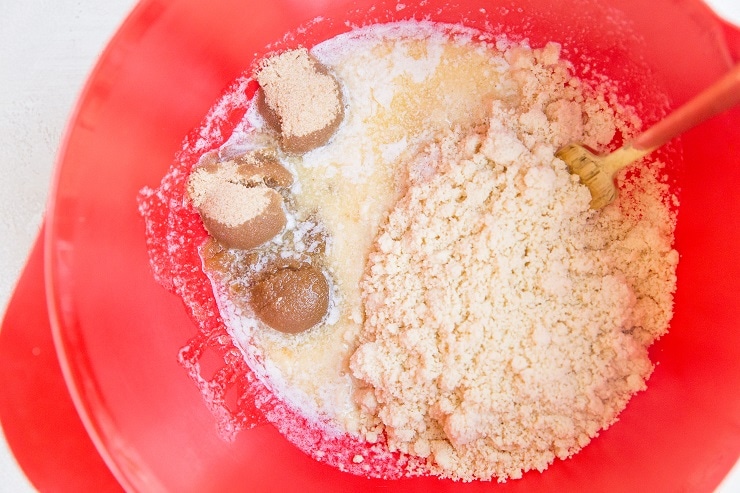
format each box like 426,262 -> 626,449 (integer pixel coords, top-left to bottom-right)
46,0 -> 740,492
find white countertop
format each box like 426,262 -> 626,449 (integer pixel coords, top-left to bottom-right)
0,1 -> 738,491
0,2 -> 138,490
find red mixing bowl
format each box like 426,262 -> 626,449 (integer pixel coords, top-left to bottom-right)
46,0 -> 740,491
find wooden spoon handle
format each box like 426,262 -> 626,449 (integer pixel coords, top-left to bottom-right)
633,63 -> 740,151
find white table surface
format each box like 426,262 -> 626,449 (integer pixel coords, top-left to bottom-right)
0,1 -> 738,491
0,2 -> 139,491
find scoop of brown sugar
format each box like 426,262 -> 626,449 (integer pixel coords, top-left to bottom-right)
256,48 -> 344,153
187,154 -> 293,250
250,263 -> 330,334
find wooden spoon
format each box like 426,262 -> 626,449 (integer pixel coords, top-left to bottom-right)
556,63 -> 740,209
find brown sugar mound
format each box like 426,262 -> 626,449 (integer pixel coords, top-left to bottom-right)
256,48 -> 344,153
250,262 -> 331,334
187,154 -> 292,250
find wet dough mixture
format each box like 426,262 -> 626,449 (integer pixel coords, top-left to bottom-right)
185,21 -> 677,481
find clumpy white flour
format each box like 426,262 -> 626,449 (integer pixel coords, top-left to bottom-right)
351,102 -> 677,481
197,21 -> 677,482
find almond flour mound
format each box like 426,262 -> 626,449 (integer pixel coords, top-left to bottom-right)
350,100 -> 678,481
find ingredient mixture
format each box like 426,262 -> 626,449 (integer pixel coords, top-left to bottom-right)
140,20 -> 678,482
